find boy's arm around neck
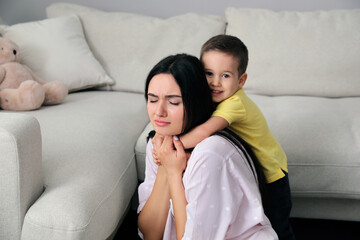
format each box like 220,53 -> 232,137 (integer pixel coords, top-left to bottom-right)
180,116 -> 228,149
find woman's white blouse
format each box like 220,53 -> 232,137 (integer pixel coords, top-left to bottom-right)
138,135 -> 278,240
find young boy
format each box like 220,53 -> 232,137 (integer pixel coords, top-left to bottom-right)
153,35 -> 294,239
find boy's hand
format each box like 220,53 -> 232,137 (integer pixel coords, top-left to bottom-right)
152,133 -> 163,166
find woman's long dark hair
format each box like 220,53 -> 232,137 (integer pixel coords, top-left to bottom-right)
145,54 -> 214,137
144,54 -> 269,218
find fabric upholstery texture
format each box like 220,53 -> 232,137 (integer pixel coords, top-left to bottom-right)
46,2 -> 226,93
291,198 -> 360,221
0,15 -> 114,92
225,8 -> 360,97
135,122 -> 153,181
15,91 -> 148,239
0,113 -> 43,240
250,94 -> 360,199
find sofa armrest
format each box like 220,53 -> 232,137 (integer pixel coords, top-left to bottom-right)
0,113 -> 43,240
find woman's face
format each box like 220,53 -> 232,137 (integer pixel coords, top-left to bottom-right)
147,73 -> 184,137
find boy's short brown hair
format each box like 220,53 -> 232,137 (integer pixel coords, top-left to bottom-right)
200,34 -> 248,75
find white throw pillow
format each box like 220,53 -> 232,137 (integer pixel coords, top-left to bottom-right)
47,3 -> 226,93
0,15 -> 114,92
225,8 -> 360,97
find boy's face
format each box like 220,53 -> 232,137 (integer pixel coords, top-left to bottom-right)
202,51 -> 247,103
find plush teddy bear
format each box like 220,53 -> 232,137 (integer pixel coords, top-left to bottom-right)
0,37 -> 68,111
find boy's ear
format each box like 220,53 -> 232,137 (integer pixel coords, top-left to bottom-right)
238,73 -> 247,88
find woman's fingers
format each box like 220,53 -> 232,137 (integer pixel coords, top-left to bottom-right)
157,136 -> 187,175
162,135 -> 175,150
152,134 -> 164,166
157,136 -> 172,165
152,148 -> 161,166
172,136 -> 186,159
152,134 -> 164,151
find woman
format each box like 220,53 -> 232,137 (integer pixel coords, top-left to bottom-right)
137,54 -> 277,240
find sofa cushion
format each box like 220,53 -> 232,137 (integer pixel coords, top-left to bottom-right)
225,8 -> 360,97
46,2 -> 226,93
0,113 -> 43,240
0,15 -> 114,92
135,122 -> 154,181
135,94 -> 360,199
248,94 -> 360,200
18,91 -> 149,239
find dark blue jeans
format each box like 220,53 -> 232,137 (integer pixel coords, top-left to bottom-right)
266,172 -> 296,240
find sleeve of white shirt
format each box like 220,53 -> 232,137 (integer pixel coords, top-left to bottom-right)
137,140 -> 158,213
182,147 -> 243,240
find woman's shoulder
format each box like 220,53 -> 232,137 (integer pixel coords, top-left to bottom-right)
187,134 -> 251,179
193,135 -> 236,157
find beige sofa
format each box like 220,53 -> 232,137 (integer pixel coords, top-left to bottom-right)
1,2 -> 359,240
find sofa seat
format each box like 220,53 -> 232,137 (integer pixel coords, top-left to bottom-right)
135,93 -> 360,221
18,91 -> 148,239
251,94 -> 360,220
247,94 -> 360,196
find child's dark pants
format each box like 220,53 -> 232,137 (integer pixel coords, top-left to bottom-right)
267,172 -> 296,240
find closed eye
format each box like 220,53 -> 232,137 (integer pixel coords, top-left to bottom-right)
168,95 -> 182,106
169,101 -> 181,106
147,93 -> 158,103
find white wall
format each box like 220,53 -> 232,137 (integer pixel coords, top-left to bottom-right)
1,0 -> 360,25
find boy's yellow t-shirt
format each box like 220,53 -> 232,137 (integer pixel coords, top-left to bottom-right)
212,88 -> 287,183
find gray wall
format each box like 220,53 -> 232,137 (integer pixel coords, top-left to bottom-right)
1,0 -> 360,25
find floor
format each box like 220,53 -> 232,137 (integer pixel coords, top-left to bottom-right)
114,209 -> 360,240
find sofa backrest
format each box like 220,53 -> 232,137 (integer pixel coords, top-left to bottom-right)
46,3 -> 226,93
2,2 -> 359,98
2,0 -> 359,25
225,8 -> 360,97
